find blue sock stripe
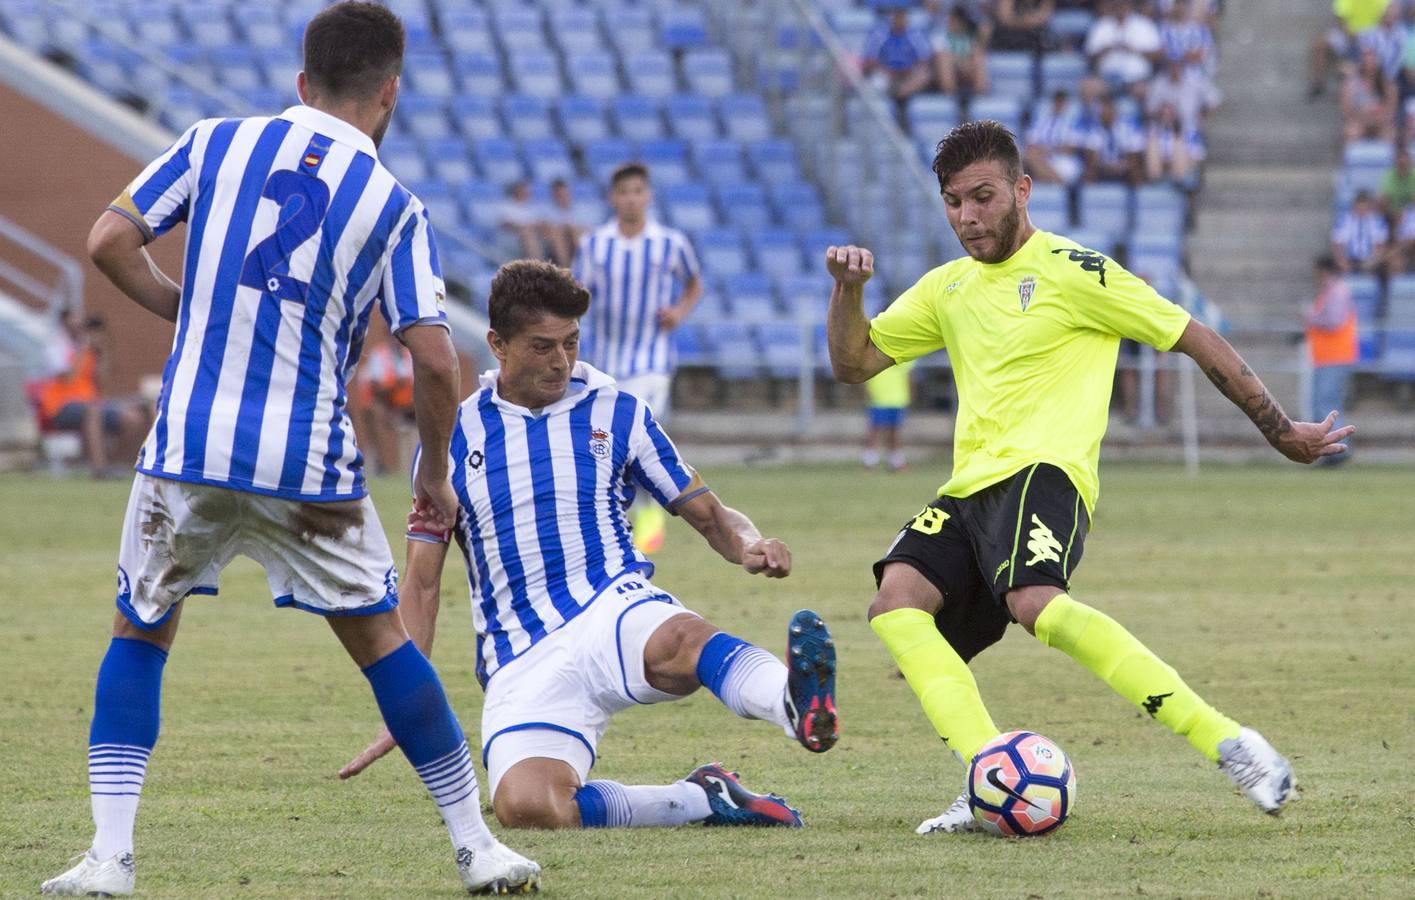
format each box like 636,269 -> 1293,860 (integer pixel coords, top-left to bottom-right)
361,641 -> 466,769
413,742 -> 473,779
695,632 -> 750,698
88,760 -> 149,771
424,762 -> 477,796
434,784 -> 479,810
88,743 -> 153,755
91,791 -> 144,797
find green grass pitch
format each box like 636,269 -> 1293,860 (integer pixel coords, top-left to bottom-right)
2,462 -> 1413,898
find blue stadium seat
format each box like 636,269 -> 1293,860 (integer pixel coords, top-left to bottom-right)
719,184 -> 772,231
1344,139 -> 1396,170
969,95 -> 1024,135
454,52 -> 505,96
1379,328 -> 1415,380
1128,227 -> 1183,257
719,94 -> 771,142
752,229 -> 806,281
1049,9 -> 1095,45
1029,202 -> 1070,234
987,52 -> 1035,102
693,139 -> 746,186
682,48 -> 734,98
747,140 -> 801,183
759,323 -> 808,378
626,50 -> 677,98
604,7 -> 657,57
690,290 -> 731,323
410,180 -> 465,230
639,138 -> 691,184
612,94 -> 666,142
549,8 -> 603,55
666,94 -> 719,141
0,2 -> 50,53
770,182 -> 825,232
584,138 -> 635,183
502,94 -> 553,141
660,6 -> 709,50
1041,53 -> 1088,95
673,323 -> 715,366
661,183 -> 717,231
1078,183 -> 1132,239
557,95 -> 610,144
1129,252 -> 1181,296
697,229 -> 749,278
725,273 -> 778,322
777,273 -> 833,322
442,9 -> 495,55
494,8 -> 547,48
451,95 -> 502,141
472,138 -> 526,187
508,49 -> 563,98
425,137 -> 477,185
207,45 -> 265,94
523,138 -> 574,182
184,4 -> 237,49
461,180 -> 506,232
399,93 -> 454,141
1067,228 -> 1116,257
800,228 -> 851,261
708,322 -> 761,378
907,95 -> 961,137
567,51 -> 621,100
130,8 -> 182,47
380,139 -> 430,184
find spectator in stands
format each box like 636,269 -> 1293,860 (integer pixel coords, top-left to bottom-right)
1024,89 -> 1086,185
351,330 -> 414,476
1147,57 -> 1221,134
1357,3 -> 1407,81
1144,102 -> 1205,191
862,360 -> 913,473
1342,46 -> 1397,142
931,7 -> 990,97
1084,95 -> 1144,185
991,0 -> 1055,53
1084,0 -> 1163,93
1309,0 -> 1385,100
1378,146 -> 1415,220
498,180 -> 545,260
1331,189 -> 1393,274
861,8 -> 936,102
1305,255 -> 1358,463
539,178 -> 589,268
1159,0 -> 1218,76
1390,200 -> 1415,269
30,309 -> 148,476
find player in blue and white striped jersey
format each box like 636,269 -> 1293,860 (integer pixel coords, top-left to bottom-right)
339,260 -> 839,832
573,163 -> 703,553
42,5 -> 536,897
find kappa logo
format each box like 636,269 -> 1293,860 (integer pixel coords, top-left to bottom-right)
1024,514 -> 1063,566
1143,692 -> 1174,717
1051,247 -> 1108,286
1018,274 -> 1037,312
589,427 -> 611,458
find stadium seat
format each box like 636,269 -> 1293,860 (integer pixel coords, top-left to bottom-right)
604,7 -> 657,57
130,9 -> 182,48
777,273 -> 833,322
549,8 -> 603,55
1379,328 -> 1415,380
752,229 -> 806,280
660,6 -> 709,50
666,94 -> 719,141
708,321 -> 761,378
1078,184 -> 1133,240
454,52 -> 505,96
502,94 -> 553,141
907,95 -> 961,137
986,52 -> 1035,102
719,184 -> 772,231
584,138 -> 636,184
1344,139 -> 1396,170
1040,53 -> 1088,95
672,322 -> 715,366
567,51 -> 621,100
747,140 -> 801,184
381,139 -> 431,184
719,94 -> 771,143
969,95 -> 1024,135
494,8 -> 547,48
399,93 -> 454,141
184,4 -> 237,48
759,322 -> 809,378
410,180 -> 464,230
639,138 -> 692,184
461,180 -> 506,233
693,139 -> 747,186
404,50 -> 455,97
523,138 -> 574,183
612,94 -> 666,142
450,95 -> 501,141
770,182 -> 825,232
725,273 -> 779,322
661,183 -> 717,231
472,138 -> 526,187
442,9 -> 495,55
425,137 -> 477,184
625,50 -> 677,98
557,95 -> 610,144
208,46 -> 265,94
508,49 -> 563,98
683,48 -> 734,98
697,229 -> 750,278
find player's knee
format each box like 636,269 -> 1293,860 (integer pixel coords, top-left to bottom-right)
492,787 -> 580,830
1006,586 -> 1063,635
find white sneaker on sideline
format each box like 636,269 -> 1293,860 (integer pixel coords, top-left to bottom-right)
40,850 -> 135,896
456,841 -> 541,894
1218,727 -> 1295,814
915,791 -> 979,835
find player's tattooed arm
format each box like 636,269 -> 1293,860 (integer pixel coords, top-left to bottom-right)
1174,320 -> 1354,463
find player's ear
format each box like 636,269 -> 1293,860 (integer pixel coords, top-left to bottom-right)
1015,173 -> 1032,207
487,329 -> 508,363
380,73 -> 400,112
296,71 -> 310,105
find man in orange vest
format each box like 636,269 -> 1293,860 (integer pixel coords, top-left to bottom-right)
1306,255 -> 1359,464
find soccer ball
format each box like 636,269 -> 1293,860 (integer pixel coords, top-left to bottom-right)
967,730 -> 1076,836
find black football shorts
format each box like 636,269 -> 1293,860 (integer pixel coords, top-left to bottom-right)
873,463 -> 1090,661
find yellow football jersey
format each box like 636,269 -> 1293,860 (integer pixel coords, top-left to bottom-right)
868,229 -> 1191,512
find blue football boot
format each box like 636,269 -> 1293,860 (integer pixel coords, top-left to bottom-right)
684,763 -> 803,827
784,609 -> 838,753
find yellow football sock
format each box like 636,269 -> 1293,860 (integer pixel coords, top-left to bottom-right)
870,607 -> 1001,762
632,502 -> 666,554
1033,593 -> 1240,762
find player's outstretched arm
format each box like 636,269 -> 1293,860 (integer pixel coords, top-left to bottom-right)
824,245 -> 894,384
338,536 -> 451,780
1171,319 -> 1355,463
400,324 -> 462,527
675,490 -> 791,578
87,210 -> 180,323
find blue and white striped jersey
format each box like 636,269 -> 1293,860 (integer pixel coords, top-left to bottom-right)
111,105 -> 447,501
573,219 -> 701,379
412,362 -> 705,686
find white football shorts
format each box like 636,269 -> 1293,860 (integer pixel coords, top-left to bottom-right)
481,569 -> 698,798
614,372 -> 672,420
115,473 -> 398,630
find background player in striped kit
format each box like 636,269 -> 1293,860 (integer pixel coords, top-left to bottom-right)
339,260 -> 838,831
41,4 -> 536,895
573,163 -> 703,553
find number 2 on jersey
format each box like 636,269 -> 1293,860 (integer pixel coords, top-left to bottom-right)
239,169 -> 331,304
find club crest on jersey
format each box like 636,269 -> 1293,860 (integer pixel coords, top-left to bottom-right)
1018,275 -> 1037,312
589,428 -> 611,458
467,449 -> 485,473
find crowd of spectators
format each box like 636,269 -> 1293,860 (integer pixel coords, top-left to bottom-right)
858,0 -> 1222,192
496,178 -> 593,268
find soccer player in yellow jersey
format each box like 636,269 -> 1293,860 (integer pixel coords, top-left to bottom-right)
825,121 -> 1354,832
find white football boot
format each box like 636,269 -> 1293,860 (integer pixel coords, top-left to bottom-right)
456,841 -> 541,894
40,850 -> 135,896
915,790 -> 980,835
1217,727 -> 1295,814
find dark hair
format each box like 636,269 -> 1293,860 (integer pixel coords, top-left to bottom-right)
1315,254 -> 1341,273
303,2 -> 405,101
931,120 -> 1023,193
610,163 -> 650,189
488,260 -> 591,339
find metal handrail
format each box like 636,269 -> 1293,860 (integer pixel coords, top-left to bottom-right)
0,213 -> 84,316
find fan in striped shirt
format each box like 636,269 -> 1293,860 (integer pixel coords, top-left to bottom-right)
573,162 -> 703,554
339,260 -> 840,832
41,4 -> 536,897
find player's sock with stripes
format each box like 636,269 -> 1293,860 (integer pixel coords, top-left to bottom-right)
360,641 -> 494,850
88,637 -> 167,860
870,607 -> 1001,762
1033,593 -> 1242,761
695,632 -> 791,728
574,780 -> 712,827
